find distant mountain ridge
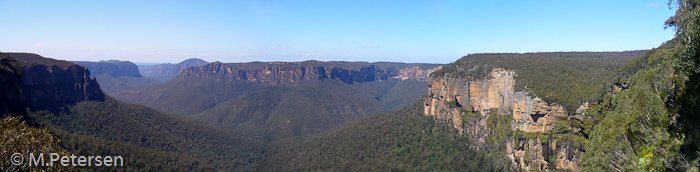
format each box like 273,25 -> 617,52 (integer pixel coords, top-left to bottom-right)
73,60 -> 143,77
143,58 -> 209,82
70,60 -> 161,93
181,61 -> 442,86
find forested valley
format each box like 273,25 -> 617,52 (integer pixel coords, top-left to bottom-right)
2,1 -> 700,171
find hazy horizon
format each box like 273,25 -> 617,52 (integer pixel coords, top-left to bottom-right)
0,1 -> 676,64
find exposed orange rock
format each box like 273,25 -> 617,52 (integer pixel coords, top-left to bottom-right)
424,68 -> 586,171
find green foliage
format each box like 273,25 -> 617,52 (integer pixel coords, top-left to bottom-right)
580,2 -> 700,171
487,109 -> 513,141
666,0 -> 700,75
462,110 -> 478,126
431,52 -> 643,110
258,102 -> 514,171
26,96 -> 267,171
51,128 -> 215,171
581,46 -> 685,171
0,116 -> 73,171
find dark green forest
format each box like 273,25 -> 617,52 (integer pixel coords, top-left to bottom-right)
258,101 -> 513,171
26,96 -> 267,170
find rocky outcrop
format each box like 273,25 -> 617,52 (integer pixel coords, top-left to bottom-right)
468,69 -> 516,115
73,60 -> 143,77
506,134 -> 581,171
423,68 -> 586,171
181,61 -> 442,86
511,92 -> 569,133
424,68 -> 570,133
608,83 -> 629,96
9,53 -> 105,111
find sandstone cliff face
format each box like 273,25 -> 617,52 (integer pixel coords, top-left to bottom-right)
423,68 -> 585,171
511,92 -> 569,133
181,62 -> 442,86
424,68 -> 569,133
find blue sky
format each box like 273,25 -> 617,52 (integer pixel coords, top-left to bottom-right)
0,1 -> 677,64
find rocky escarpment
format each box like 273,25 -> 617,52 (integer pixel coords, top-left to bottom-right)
0,54 -> 26,118
73,60 -> 143,77
9,53 -> 105,111
181,61 -> 442,86
424,68 -> 586,171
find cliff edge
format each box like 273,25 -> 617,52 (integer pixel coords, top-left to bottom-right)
424,68 -> 587,171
